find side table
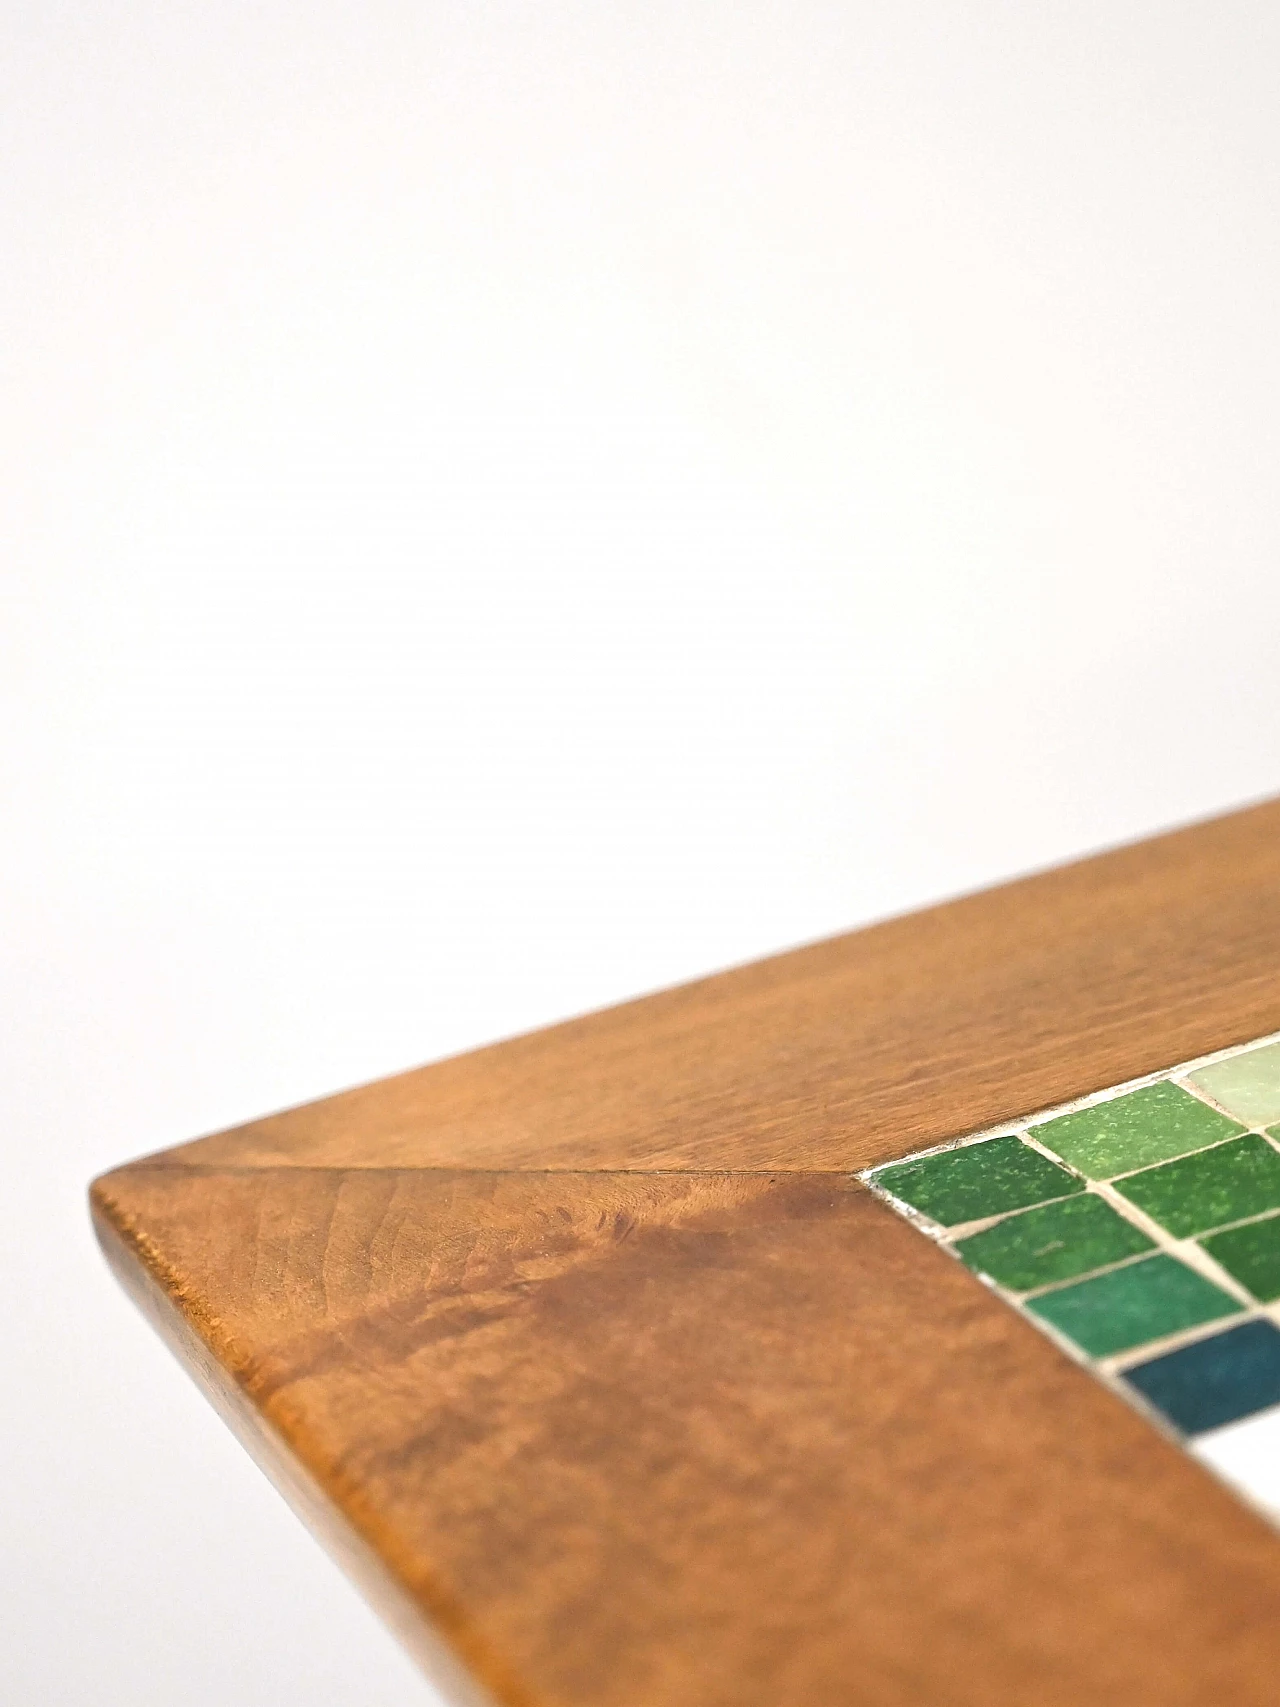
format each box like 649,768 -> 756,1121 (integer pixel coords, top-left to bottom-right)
92,798 -> 1280,1706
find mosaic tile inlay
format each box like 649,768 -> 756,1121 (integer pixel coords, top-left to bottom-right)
864,1032 -> 1280,1526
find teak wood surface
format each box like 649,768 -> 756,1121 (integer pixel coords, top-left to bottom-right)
93,798 -> 1280,1706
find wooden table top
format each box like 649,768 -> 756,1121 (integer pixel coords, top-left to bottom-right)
92,797 -> 1280,1706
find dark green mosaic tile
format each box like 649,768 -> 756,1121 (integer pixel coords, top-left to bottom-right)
1026,1254 -> 1241,1357
1201,1213 -> 1280,1302
871,1136 -> 1080,1227
1115,1134 -> 1280,1239
1030,1082 -> 1244,1179
955,1192 -> 1153,1291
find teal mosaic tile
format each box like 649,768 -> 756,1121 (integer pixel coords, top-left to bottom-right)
1026,1255 -> 1240,1358
1030,1081 -> 1243,1179
1114,1134 -> 1280,1239
955,1193 -> 1152,1291
1188,1041 -> 1280,1128
1201,1214 -> 1280,1303
870,1136 -> 1079,1227
1123,1319 -> 1280,1436
861,1031 -> 1280,1527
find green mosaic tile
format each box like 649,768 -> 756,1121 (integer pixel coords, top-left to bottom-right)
1115,1135 -> 1280,1239
1201,1213 -> 1280,1302
955,1192 -> 1153,1291
863,1035 -> 1280,1531
1188,1041 -> 1280,1128
1030,1081 -> 1244,1179
1026,1253 -> 1241,1357
870,1136 -> 1080,1227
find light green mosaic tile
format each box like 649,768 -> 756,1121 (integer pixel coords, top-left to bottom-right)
1030,1081 -> 1243,1179
1188,1041 -> 1280,1128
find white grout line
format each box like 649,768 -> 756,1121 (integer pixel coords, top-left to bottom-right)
1098,1304 -> 1280,1375
1019,1243 -> 1177,1299
1106,1125 -> 1274,1181
1085,1179 -> 1255,1303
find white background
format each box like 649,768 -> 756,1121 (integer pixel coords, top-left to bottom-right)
4,4 -> 1280,1701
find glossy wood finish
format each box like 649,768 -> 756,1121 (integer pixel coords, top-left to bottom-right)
161,798 -> 1280,1176
92,799 -> 1280,1704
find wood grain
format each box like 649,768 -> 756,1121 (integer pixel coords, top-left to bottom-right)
90,798 -> 1280,1704
92,1194 -> 502,1707
154,797 -> 1280,1175
93,1161 -> 1280,1707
